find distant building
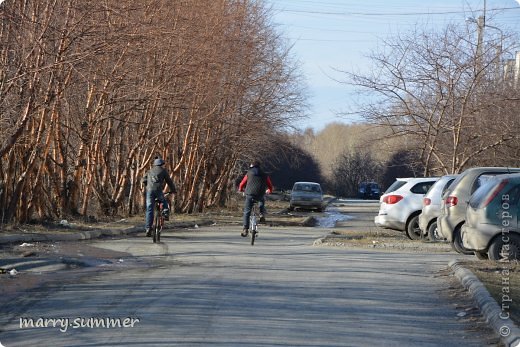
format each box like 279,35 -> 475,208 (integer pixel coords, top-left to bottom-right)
503,51 -> 520,88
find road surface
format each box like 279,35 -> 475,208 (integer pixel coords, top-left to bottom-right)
0,201 -> 497,346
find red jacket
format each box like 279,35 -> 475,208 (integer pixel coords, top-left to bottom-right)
239,173 -> 273,193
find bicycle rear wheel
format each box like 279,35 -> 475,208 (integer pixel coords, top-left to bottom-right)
152,205 -> 160,243
250,213 -> 257,246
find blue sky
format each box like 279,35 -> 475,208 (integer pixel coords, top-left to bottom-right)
266,0 -> 520,131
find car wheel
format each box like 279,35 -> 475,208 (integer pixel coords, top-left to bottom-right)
474,251 -> 488,260
427,220 -> 443,242
450,226 -> 474,255
405,215 -> 421,240
488,233 -> 520,261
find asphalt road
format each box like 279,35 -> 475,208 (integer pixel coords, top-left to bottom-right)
0,200 -> 498,346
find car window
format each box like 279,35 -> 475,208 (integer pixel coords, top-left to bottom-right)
294,184 -> 320,192
441,178 -> 456,195
385,180 -> 407,194
469,178 -> 500,208
445,174 -> 464,197
472,173 -> 509,193
425,182 -> 436,194
410,182 -> 435,194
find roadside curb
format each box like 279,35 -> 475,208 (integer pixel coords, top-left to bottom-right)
0,220 -> 214,246
449,260 -> 520,347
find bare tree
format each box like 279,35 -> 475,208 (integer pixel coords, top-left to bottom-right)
342,22 -> 520,174
0,0 -> 307,223
331,150 -> 383,198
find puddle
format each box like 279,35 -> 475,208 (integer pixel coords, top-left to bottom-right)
316,208 -> 353,228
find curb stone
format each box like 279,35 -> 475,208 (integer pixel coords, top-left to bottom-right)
0,221 -> 212,273
449,260 -> 520,347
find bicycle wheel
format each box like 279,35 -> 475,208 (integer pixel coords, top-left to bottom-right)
251,230 -> 256,245
152,204 -> 160,243
250,211 -> 257,245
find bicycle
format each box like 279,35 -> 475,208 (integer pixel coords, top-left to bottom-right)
249,199 -> 260,246
151,192 -> 171,243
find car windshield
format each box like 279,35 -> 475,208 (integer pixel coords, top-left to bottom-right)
294,184 -> 321,193
384,180 -> 407,194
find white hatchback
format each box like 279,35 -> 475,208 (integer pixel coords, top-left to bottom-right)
375,177 -> 439,239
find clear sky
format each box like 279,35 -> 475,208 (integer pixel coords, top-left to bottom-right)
265,0 -> 520,131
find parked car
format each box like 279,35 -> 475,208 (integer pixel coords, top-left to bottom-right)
289,182 -> 324,212
418,175 -> 458,242
358,182 -> 381,199
375,177 -> 439,240
437,167 -> 520,255
461,173 -> 520,261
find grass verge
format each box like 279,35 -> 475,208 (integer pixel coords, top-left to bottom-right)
459,259 -> 519,326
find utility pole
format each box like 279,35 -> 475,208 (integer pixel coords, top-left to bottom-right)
476,16 -> 484,60
477,0 -> 486,60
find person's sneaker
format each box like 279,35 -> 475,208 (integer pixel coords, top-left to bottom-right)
259,214 -> 266,223
241,228 -> 249,237
145,228 -> 151,237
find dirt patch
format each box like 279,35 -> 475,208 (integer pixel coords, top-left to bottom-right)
0,240 -> 138,310
436,267 -> 504,346
315,229 -> 454,253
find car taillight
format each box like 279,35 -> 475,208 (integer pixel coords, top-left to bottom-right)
481,180 -> 508,208
445,196 -> 458,207
383,195 -> 403,204
423,197 -> 431,206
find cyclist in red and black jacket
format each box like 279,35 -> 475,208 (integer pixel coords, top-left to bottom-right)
238,160 -> 273,237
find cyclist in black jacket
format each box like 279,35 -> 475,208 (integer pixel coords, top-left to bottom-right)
142,157 -> 176,237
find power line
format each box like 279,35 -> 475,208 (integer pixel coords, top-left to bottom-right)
273,6 -> 520,17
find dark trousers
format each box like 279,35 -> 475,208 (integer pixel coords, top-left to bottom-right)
145,190 -> 169,229
243,194 -> 266,229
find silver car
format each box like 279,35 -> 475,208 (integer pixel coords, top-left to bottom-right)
437,167 -> 520,254
462,173 -> 520,261
289,182 -> 324,212
418,175 -> 458,241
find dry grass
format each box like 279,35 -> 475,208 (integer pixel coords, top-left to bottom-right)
459,260 -> 520,326
319,229 -> 453,251
0,199 -> 302,234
